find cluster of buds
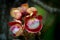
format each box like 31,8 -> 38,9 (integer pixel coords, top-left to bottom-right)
8,3 -> 43,37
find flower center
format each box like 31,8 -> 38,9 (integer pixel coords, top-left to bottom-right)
27,18 -> 40,29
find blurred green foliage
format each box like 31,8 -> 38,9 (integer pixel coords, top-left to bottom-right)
34,5 -> 55,40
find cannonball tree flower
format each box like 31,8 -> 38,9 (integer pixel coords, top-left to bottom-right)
24,15 -> 43,33
20,3 -> 29,12
18,3 -> 29,16
30,7 -> 37,16
8,21 -> 24,37
18,3 -> 29,17
10,8 -> 22,20
26,7 -> 37,17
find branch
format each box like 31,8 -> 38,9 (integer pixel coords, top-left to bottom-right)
31,0 -> 60,13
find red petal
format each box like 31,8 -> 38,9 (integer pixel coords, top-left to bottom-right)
32,11 -> 37,16
8,22 -> 21,27
36,15 -> 42,20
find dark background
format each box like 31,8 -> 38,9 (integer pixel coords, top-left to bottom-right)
0,0 -> 60,40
